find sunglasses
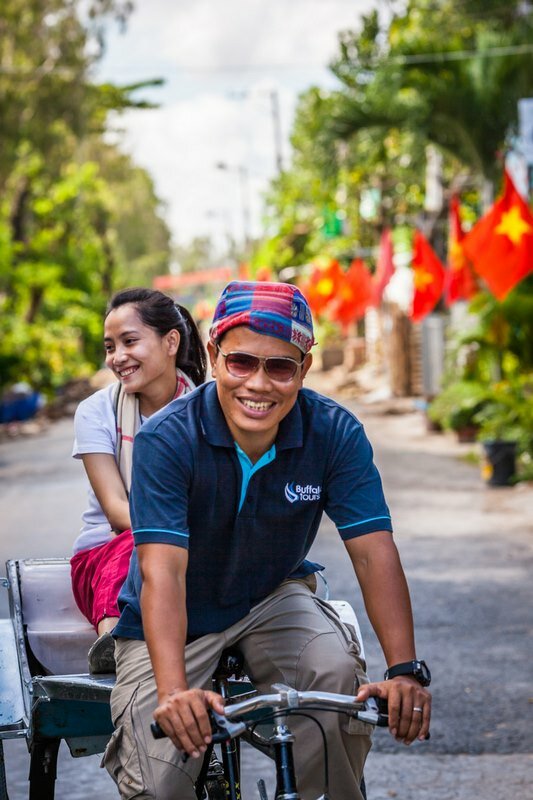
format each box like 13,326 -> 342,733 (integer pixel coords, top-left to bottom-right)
217,345 -> 304,383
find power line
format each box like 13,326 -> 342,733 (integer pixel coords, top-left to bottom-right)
405,41 -> 533,63
343,42 -> 533,67
1,42 -> 532,79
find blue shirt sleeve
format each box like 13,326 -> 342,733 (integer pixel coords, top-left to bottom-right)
130,426 -> 191,548
324,413 -> 393,539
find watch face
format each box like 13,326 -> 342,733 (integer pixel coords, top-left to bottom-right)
416,660 -> 431,686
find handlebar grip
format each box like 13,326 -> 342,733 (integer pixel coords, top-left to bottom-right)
375,696 -> 389,727
211,730 -> 231,743
151,721 -> 166,739
150,719 -> 230,743
370,698 -> 430,738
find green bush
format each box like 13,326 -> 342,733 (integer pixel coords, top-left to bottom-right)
0,315 -> 95,397
473,376 -> 533,457
427,380 -> 490,432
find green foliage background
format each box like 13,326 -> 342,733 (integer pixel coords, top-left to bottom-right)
249,0 -> 533,473
0,0 -> 171,396
253,0 -> 533,272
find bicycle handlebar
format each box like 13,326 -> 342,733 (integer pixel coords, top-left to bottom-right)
224,686 -> 388,725
151,685 -> 389,741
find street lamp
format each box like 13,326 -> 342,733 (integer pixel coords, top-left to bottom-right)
269,89 -> 283,174
215,161 -> 252,251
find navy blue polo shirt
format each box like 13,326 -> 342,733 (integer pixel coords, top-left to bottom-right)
115,381 -> 392,640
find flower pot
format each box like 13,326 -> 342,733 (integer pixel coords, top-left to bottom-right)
481,440 -> 517,486
455,425 -> 479,444
425,415 -> 442,433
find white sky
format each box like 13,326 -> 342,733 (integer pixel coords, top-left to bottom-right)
96,0 -> 380,251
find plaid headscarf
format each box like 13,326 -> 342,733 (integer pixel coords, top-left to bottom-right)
209,281 -> 314,354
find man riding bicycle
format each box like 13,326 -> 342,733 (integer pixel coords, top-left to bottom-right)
104,280 -> 431,799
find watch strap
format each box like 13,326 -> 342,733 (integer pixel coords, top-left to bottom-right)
384,659 -> 431,686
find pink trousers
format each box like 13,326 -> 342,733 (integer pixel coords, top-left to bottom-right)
71,530 -> 134,630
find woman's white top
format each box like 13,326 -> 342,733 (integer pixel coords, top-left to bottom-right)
72,383 -> 146,555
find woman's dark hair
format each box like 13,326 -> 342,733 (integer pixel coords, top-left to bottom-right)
106,288 -> 207,386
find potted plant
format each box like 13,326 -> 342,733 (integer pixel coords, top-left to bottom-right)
473,377 -> 533,486
427,380 -> 489,442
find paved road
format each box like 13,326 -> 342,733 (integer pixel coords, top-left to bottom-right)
1,397 -> 533,798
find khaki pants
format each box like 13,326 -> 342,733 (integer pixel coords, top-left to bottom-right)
103,580 -> 372,799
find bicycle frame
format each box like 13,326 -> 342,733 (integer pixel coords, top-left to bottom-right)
221,689 -> 383,800
208,649 -> 247,800
176,652 -> 386,800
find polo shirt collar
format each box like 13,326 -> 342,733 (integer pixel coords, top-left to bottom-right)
200,381 -> 303,451
201,382 -> 234,447
276,399 -> 303,450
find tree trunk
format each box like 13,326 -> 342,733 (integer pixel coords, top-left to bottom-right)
25,286 -> 44,324
10,178 -> 30,243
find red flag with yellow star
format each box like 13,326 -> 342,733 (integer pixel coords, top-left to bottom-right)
462,171 -> 533,300
299,259 -> 345,317
446,196 -> 478,305
410,230 -> 446,322
329,259 -> 373,329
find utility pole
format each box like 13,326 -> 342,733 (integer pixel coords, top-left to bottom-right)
215,162 -> 251,252
228,88 -> 284,175
238,165 -> 252,249
269,89 -> 283,174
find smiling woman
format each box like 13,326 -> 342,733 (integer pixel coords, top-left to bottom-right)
70,288 -> 206,672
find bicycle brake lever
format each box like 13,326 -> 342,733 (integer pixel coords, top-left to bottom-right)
151,711 -> 246,743
355,697 -> 389,727
180,712 -> 246,764
210,709 -> 247,743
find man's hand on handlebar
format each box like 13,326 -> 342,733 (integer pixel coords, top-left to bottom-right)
356,678 -> 431,745
153,687 -> 226,758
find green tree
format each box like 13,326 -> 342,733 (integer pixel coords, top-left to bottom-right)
0,0 -> 172,395
329,1 -> 533,195
80,139 -> 172,287
255,0 -> 533,271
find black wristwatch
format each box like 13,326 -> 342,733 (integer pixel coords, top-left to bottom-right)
384,659 -> 431,687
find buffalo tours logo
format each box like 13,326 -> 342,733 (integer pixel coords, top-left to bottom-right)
284,482 -> 322,504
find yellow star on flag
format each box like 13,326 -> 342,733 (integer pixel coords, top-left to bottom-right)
449,240 -> 466,272
495,206 -> 533,245
413,268 -> 434,290
316,278 -> 334,296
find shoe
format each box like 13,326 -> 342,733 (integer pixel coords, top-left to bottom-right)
88,631 -> 116,674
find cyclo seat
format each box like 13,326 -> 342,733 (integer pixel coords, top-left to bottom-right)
16,557 -> 97,675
